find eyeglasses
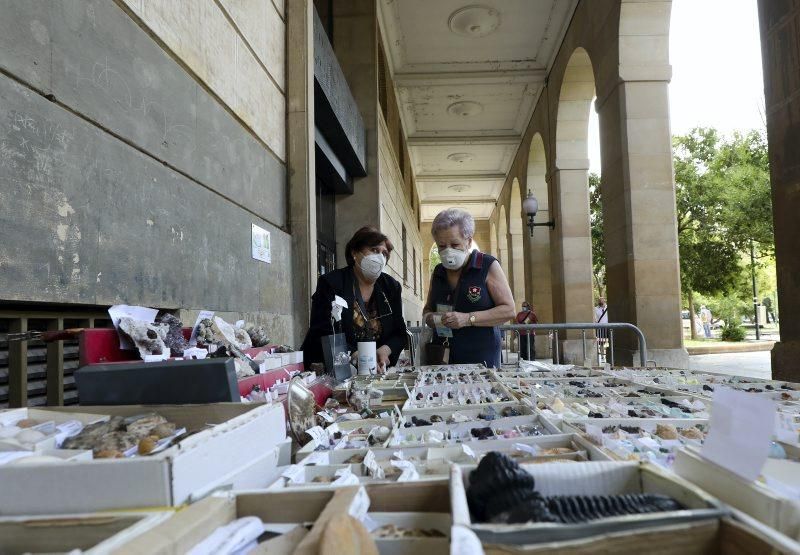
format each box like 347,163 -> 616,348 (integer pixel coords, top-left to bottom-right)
354,289 -> 393,323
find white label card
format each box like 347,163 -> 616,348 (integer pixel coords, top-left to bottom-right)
305,426 -> 328,448
703,387 -> 776,481
282,465 -> 306,484
585,424 -> 604,445
251,223 -> 271,263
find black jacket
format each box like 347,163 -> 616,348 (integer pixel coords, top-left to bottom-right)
301,267 -> 408,368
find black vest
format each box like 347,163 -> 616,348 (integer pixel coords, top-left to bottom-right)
429,251 -> 501,367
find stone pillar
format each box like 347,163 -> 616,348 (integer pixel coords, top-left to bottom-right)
332,0 -> 380,262
758,0 -> 800,381
287,0 -> 317,346
525,197 -> 554,356
596,77 -> 688,368
510,231 -> 526,307
550,165 -> 595,363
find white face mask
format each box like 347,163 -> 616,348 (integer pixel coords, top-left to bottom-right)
439,247 -> 469,270
359,252 -> 386,281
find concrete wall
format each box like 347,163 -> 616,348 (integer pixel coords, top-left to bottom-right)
0,1 -> 293,341
379,115 -> 424,325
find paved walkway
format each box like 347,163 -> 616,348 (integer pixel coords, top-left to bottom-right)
688,351 -> 772,380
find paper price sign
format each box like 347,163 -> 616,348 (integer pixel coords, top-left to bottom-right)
281,465 -> 305,484
305,426 -> 328,448
585,424 -> 604,446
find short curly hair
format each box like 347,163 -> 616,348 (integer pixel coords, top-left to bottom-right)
345,226 -> 394,266
431,208 -> 475,239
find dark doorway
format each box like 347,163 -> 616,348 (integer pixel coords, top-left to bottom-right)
316,178 -> 337,276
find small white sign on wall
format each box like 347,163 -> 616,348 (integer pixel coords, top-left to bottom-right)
251,224 -> 271,263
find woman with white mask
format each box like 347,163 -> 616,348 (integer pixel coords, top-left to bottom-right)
302,226 -> 407,373
423,209 -> 515,367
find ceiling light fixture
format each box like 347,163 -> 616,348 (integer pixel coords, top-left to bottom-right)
448,184 -> 471,193
447,152 -> 475,163
448,5 -> 500,38
447,101 -> 483,117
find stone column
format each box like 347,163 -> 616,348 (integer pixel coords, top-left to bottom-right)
525,196 -> 554,356
758,0 -> 800,381
550,165 -> 595,363
596,77 -> 688,368
286,0 -> 317,346
510,231 -> 526,307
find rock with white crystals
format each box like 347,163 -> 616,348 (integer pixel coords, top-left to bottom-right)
246,325 -> 270,347
118,317 -> 168,358
233,327 -> 253,350
156,313 -> 187,356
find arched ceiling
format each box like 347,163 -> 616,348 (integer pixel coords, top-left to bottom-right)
379,0 -> 578,222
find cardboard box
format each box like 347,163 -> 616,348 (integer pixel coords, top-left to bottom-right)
477,516 -> 799,554
0,403 -> 286,515
0,512 -> 171,554
116,482 -> 450,555
0,408 -> 110,452
451,460 -> 724,545
674,446 -> 800,541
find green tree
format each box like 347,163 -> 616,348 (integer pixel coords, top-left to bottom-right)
674,128 -> 743,339
589,173 -> 605,297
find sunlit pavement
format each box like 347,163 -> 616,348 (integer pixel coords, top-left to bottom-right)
688,351 -> 772,380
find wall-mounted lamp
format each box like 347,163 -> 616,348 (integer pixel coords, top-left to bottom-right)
523,191 -> 555,237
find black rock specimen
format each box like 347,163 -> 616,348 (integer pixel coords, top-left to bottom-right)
156,313 -> 187,357
467,452 -> 684,525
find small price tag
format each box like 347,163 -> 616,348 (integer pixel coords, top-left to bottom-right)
301,451 -> 330,466
305,426 -> 328,447
585,424 -> 604,446
281,464 -> 305,484
391,460 -> 419,482
348,487 -> 371,520
462,444 -> 477,460
316,411 -> 335,423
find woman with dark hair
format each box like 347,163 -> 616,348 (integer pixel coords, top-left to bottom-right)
301,226 -> 407,373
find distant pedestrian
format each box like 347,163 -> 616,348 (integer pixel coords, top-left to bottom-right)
700,305 -> 712,339
594,297 -> 608,338
515,301 -> 538,360
763,297 -> 775,324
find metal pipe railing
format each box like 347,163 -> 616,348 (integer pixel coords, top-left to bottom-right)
407,322 -> 649,367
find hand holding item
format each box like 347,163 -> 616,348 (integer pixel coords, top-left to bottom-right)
441,311 -> 470,330
376,345 -> 391,373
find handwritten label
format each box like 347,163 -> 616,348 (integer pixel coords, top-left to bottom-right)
349,487 -> 371,521
281,464 -> 305,484
305,426 -> 328,448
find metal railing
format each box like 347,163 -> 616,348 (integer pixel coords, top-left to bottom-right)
407,322 -> 649,367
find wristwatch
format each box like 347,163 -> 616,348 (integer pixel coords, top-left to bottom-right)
469,313 -> 477,327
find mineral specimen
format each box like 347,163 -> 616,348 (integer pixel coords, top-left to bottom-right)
194,318 -> 217,345
655,424 -> 679,440
246,325 -> 270,347
62,413 -> 178,457
233,327 -> 253,350
467,452 -> 684,525
156,313 -> 187,356
118,317 -> 168,358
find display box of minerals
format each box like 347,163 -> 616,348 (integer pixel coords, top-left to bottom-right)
674,447 -> 800,541
0,403 -> 285,515
114,482 -> 452,555
0,511 -> 171,554
476,514 -> 800,555
450,459 -> 725,545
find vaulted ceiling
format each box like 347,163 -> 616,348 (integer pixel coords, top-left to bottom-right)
378,0 -> 578,221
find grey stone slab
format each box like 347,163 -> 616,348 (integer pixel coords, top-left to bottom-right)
0,74 -> 292,321
0,0 -> 286,228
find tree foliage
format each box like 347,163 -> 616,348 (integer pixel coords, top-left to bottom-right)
587,127 -> 773,334
588,173 -> 605,297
